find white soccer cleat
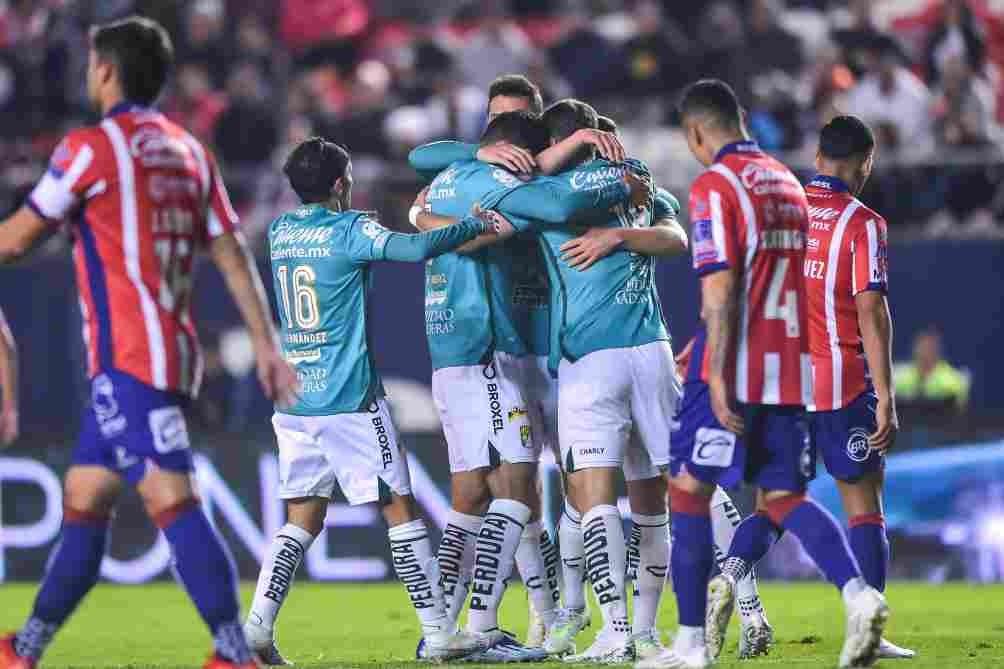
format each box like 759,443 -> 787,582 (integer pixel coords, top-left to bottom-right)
737,612 -> 773,659
244,621 -> 291,666
423,629 -> 489,661
563,629 -> 633,664
544,608 -> 591,656
634,646 -> 710,669
457,629 -> 548,663
630,629 -> 665,660
705,574 -> 736,660
877,638 -> 916,659
839,587 -> 889,668
526,600 -> 546,649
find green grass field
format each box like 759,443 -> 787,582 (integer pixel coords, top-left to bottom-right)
1,583 -> 1000,668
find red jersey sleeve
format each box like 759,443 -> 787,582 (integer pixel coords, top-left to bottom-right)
851,213 -> 888,295
689,172 -> 739,276
205,152 -> 240,240
27,130 -> 106,223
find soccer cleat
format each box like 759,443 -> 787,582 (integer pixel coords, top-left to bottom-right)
244,622 -> 291,667
634,646 -> 711,669
563,629 -> 633,664
423,630 -> 489,661
737,614 -> 773,659
876,638 -> 916,659
459,629 -> 548,663
630,629 -> 665,660
544,608 -> 591,656
704,574 -> 736,660
839,587 -> 889,668
204,653 -> 260,669
0,635 -> 35,669
526,600 -> 546,648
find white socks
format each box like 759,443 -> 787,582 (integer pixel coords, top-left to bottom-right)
248,523 -> 315,633
582,505 -> 630,636
467,499 -> 531,633
628,512 -> 669,634
515,521 -> 560,627
388,519 -> 450,637
437,510 -> 482,627
710,488 -> 765,624
559,502 -> 586,611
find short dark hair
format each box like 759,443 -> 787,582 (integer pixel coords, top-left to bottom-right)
819,115 -> 875,161
283,137 -> 350,204
479,111 -> 550,154
678,79 -> 743,131
488,74 -> 544,116
90,16 -> 174,106
542,99 -> 598,143
597,115 -> 617,133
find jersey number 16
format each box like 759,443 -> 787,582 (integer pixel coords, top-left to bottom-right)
276,264 -> 320,330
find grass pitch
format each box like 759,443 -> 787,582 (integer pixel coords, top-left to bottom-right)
0,582 -> 999,668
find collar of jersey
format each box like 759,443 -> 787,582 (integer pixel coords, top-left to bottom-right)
104,101 -> 153,118
808,174 -> 850,193
714,140 -> 761,163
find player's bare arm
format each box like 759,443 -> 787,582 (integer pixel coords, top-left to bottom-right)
210,231 -> 299,407
0,306 -> 18,446
559,217 -> 688,271
0,206 -> 53,264
856,290 -> 898,453
536,128 -> 625,175
702,268 -> 744,435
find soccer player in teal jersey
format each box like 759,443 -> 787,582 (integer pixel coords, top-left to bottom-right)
411,111 -> 648,663
243,138 -> 495,665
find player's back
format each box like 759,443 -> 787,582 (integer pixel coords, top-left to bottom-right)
689,141 -> 810,406
534,158 -> 668,369
29,104 -> 238,395
268,204 -> 385,416
803,175 -> 889,411
424,160 -> 526,369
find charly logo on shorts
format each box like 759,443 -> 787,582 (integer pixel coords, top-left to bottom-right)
93,374 -> 127,438
846,428 -> 871,462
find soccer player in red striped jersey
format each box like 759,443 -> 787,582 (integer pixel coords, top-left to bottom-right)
803,116 -> 914,660
0,306 -> 17,446
0,17 -> 296,669
641,81 -> 887,669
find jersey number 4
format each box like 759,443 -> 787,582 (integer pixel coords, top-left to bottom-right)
764,257 -> 800,338
276,264 -> 320,330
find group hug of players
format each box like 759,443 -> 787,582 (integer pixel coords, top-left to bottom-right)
0,14 -> 909,669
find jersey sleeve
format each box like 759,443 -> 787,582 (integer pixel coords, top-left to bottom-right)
689,172 -> 739,276
653,187 -> 680,222
408,141 -> 478,183
345,213 -> 483,264
490,177 -> 630,227
851,214 -> 889,295
27,131 -> 105,223
205,152 -> 240,240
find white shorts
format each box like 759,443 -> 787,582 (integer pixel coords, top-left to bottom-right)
433,352 -> 541,473
558,340 -> 680,481
272,398 -> 412,505
525,355 -> 559,462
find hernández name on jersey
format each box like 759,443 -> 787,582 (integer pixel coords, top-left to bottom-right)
490,158 -> 668,372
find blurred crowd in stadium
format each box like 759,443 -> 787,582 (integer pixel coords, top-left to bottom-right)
2,0 -> 1004,245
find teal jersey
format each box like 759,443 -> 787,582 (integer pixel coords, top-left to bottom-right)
408,141 -> 477,183
491,158 -> 670,372
510,233 -> 550,357
423,159 -> 632,370
269,204 -> 483,415
654,187 -> 681,221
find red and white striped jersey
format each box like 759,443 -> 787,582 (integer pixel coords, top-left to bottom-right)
686,141 -> 812,406
803,175 -> 889,411
27,103 -> 239,397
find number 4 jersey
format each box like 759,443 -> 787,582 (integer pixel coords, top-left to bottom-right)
27,103 -> 239,396
687,141 -> 812,406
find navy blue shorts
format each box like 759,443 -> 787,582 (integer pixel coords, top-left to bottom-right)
75,370 -> 193,485
670,381 -> 815,492
811,389 -> 884,482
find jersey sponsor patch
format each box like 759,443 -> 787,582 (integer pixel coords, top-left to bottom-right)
692,427 -> 736,467
149,405 -> 191,454
692,219 -> 717,263
360,217 -> 386,240
491,168 -> 521,188
845,427 -> 871,462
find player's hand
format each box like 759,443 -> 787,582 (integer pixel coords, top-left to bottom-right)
472,203 -> 516,239
674,338 -> 695,380
624,171 -> 652,209
560,227 -> 624,270
869,395 -> 899,454
476,141 -> 536,175
255,342 -> 300,409
413,186 -> 429,212
710,378 -> 744,436
575,128 -> 626,163
0,405 -> 18,447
